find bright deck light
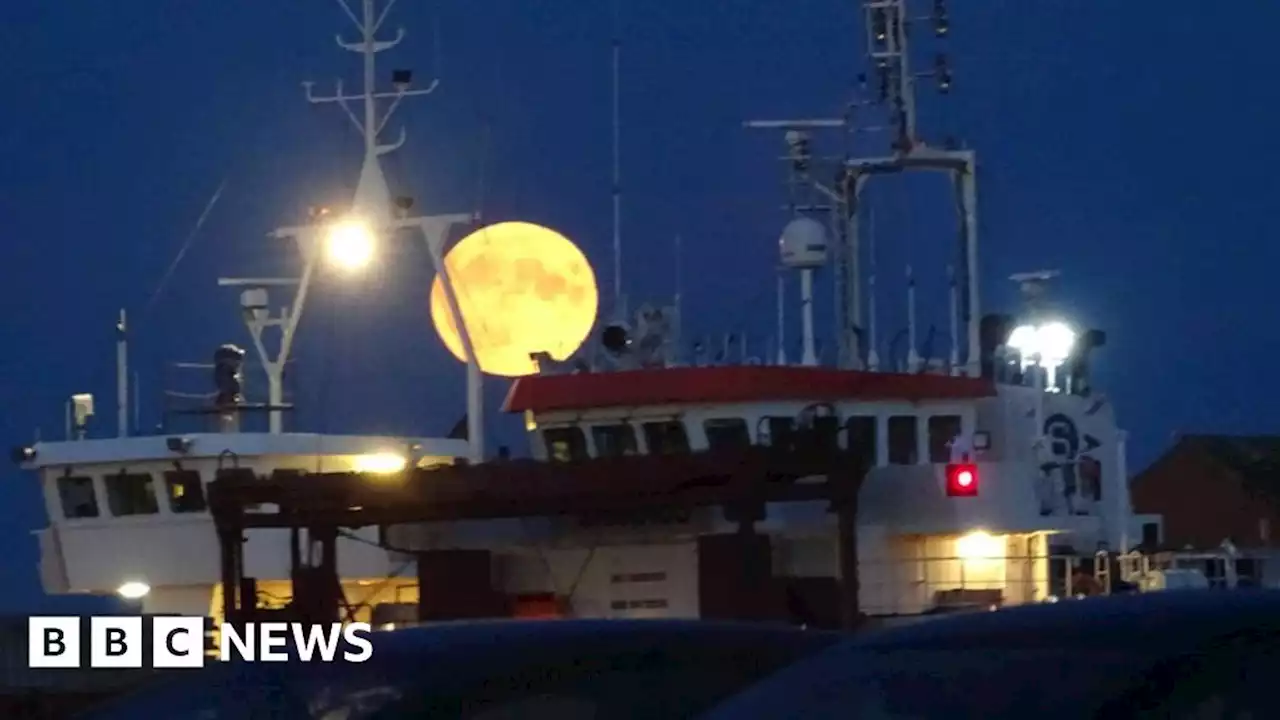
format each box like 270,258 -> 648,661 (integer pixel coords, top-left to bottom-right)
956,531 -> 1002,560
353,452 -> 407,474
117,581 -> 151,599
325,218 -> 376,270
1007,321 -> 1076,368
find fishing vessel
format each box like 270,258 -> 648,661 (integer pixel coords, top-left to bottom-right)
15,0 -> 1192,632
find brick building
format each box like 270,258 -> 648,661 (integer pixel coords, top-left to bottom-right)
1131,434 -> 1280,552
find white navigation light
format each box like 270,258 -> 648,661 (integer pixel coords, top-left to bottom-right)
325,217 -> 376,270
117,581 -> 151,599
1007,321 -> 1076,369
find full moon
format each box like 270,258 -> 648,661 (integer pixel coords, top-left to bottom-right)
429,221 -> 599,377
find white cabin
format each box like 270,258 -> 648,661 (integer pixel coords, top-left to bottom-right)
19,432 -> 467,619
476,364 -> 1162,617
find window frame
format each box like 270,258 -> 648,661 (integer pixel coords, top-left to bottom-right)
641,420 -> 690,455
927,414 -> 963,463
164,469 -> 207,513
57,474 -> 99,519
886,415 -> 918,465
589,423 -> 638,458
703,418 -> 752,452
104,471 -> 159,517
543,426 -> 588,463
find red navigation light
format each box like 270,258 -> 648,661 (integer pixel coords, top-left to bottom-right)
946,463 -> 979,497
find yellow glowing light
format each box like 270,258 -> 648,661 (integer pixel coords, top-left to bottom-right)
352,452 -> 407,474
117,581 -> 151,599
429,221 -> 599,377
325,218 -> 376,270
956,531 -> 1003,560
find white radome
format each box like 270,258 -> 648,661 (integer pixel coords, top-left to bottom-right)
779,216 -> 829,269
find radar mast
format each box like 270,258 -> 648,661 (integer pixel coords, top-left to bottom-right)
746,0 -> 978,376
218,0 -> 484,462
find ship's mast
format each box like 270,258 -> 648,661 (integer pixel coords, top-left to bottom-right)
611,0 -> 625,320
746,0 -> 979,376
219,0 -> 483,462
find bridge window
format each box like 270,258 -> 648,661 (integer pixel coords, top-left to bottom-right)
591,424 -> 637,458
106,472 -> 159,516
642,421 -> 689,455
928,415 -> 963,462
762,416 -> 797,448
544,427 -> 588,463
165,470 -> 206,513
704,418 -> 751,451
887,416 -> 918,465
807,415 -> 841,454
846,416 -> 876,456
57,475 -> 99,519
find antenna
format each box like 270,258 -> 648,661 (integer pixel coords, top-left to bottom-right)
745,0 -> 979,375
673,233 -> 682,348
116,309 -> 129,438
611,0 -> 625,319
906,266 -> 920,372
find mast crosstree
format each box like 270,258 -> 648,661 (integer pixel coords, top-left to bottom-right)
217,0 -> 484,462
304,0 -> 439,225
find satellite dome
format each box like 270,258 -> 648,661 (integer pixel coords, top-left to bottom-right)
779,217 -> 829,269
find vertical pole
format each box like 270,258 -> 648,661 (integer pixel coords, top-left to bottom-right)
267,367 -> 285,434
959,164 -> 981,376
776,272 -> 787,365
116,309 -> 129,438
611,0 -> 624,316
218,526 -> 238,626
270,255 -> 316,434
419,217 -> 484,463
362,0 -> 378,158
906,266 -> 920,372
800,269 -> 817,366
893,0 -> 916,145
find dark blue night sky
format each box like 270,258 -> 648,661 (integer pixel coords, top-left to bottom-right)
2,1 -> 1277,608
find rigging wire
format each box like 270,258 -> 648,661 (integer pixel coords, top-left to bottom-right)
142,178 -> 228,317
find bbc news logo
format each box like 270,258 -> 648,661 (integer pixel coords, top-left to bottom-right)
29,617 -> 374,668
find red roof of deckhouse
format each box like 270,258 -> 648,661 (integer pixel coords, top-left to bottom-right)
503,365 -> 997,414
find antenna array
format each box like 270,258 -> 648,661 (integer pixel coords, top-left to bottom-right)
745,0 -> 979,376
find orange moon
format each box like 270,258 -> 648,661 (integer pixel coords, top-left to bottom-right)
429,221 -> 599,377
